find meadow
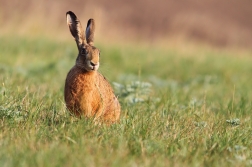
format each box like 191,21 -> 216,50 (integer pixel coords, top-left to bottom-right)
0,35 -> 252,167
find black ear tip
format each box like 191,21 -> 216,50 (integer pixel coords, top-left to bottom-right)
66,11 -> 73,14
87,18 -> 94,26
66,11 -> 77,19
88,18 -> 94,22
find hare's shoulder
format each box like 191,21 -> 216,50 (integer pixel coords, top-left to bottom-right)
96,73 -> 117,95
96,73 -> 113,87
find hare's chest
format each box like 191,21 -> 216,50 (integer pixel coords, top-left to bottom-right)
73,74 -> 101,115
65,71 -> 101,116
70,73 -> 97,96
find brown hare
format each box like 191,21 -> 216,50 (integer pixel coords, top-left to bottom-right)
64,11 -> 121,123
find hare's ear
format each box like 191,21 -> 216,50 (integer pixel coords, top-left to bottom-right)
66,11 -> 86,49
86,19 -> 95,46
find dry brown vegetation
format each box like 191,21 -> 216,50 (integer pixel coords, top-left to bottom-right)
1,0 -> 252,48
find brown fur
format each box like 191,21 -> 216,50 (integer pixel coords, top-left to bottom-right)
64,11 -> 120,123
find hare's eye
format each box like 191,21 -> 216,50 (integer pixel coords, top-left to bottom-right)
81,49 -> 86,55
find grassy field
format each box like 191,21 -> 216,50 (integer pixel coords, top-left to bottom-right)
0,35 -> 252,167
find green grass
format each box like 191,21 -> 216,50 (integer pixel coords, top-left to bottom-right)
0,35 -> 252,167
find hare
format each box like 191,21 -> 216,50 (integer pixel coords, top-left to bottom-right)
64,11 -> 120,123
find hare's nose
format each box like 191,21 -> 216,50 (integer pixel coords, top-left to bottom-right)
90,61 -> 99,69
90,61 -> 99,71
90,61 -> 96,67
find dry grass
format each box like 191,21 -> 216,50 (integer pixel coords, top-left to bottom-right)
1,0 -> 252,49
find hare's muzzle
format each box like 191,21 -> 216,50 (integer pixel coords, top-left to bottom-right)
89,61 -> 99,71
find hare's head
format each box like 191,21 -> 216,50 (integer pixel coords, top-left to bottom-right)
66,11 -> 100,71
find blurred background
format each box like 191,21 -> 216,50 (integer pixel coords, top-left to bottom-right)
1,0 -> 252,49
2,1 -> 252,166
